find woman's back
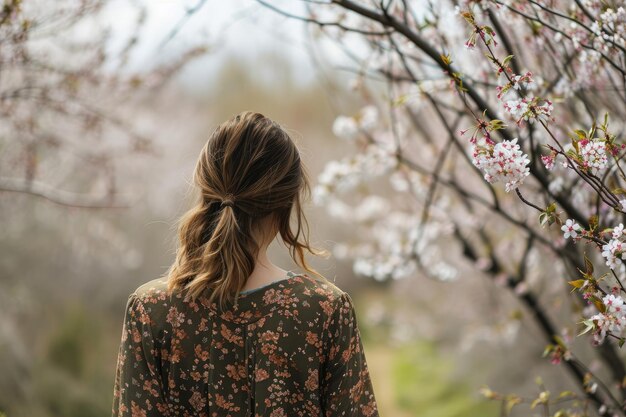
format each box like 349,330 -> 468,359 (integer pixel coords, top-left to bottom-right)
111,271 -> 379,416
111,111 -> 379,416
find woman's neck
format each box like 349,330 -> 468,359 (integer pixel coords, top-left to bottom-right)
240,252 -> 289,292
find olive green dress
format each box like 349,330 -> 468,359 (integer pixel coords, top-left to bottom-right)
111,271 -> 379,417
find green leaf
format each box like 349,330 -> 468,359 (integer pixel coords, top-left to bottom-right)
600,227 -> 615,235
530,391 -> 550,409
488,119 -> 507,130
553,335 -> 566,348
568,279 -> 586,289
505,394 -> 521,414
502,55 -> 514,67
566,149 -> 578,160
479,385 -> 497,399
588,215 -> 598,231
440,54 -> 452,66
578,319 -> 595,336
484,52 -> 498,64
592,297 -> 606,313
539,202 -> 558,227
530,398 -> 541,409
574,129 -> 587,139
542,344 -> 554,357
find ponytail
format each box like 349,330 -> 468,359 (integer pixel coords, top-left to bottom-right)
166,194 -> 259,311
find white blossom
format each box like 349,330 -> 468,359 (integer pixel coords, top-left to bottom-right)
554,77 -> 576,98
331,105 -> 380,141
590,294 -> 626,344
471,138 -> 530,192
389,169 -> 427,195
503,96 -> 553,123
503,98 -> 529,119
312,144 -> 396,205
548,176 -> 564,194
332,115 -> 359,141
358,105 -> 379,131
348,213 -> 456,282
326,195 -> 391,223
580,139 -> 608,173
561,219 -> 581,239
601,238 -> 626,269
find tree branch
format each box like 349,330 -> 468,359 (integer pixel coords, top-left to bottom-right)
0,177 -> 130,209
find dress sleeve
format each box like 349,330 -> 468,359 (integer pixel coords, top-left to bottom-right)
111,292 -> 169,417
320,292 -> 379,417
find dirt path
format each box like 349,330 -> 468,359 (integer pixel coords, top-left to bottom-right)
366,344 -> 414,417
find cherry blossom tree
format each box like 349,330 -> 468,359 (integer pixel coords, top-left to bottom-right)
254,0 -> 626,416
0,0 -> 208,406
0,0 -> 207,208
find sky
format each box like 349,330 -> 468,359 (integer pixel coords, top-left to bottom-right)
102,0 -> 323,88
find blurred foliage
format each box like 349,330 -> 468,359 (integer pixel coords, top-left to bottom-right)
5,303 -> 113,417
392,341 -> 497,417
34,367 -> 110,417
46,303 -> 93,377
354,293 -> 498,417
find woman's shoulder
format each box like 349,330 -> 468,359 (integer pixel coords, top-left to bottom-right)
130,276 -> 171,301
295,273 -> 354,317
134,277 -> 169,297
298,273 -> 347,301
124,277 -> 174,317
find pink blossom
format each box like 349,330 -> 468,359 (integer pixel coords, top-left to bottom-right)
541,154 -> 555,170
504,96 -> 554,124
579,139 -> 608,173
471,137 -> 530,192
497,71 -> 534,99
590,294 -> 626,344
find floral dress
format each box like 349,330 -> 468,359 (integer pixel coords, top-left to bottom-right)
111,270 -> 379,417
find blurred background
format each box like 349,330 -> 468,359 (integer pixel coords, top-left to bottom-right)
0,1 -> 575,416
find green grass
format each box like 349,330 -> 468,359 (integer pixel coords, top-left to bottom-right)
354,291 -> 498,417
391,341 -> 498,417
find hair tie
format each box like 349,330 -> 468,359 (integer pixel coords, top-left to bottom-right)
220,194 -> 235,208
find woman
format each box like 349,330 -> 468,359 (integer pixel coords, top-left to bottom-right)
111,111 -> 379,417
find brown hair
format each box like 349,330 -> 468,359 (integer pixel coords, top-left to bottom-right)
165,111 -> 329,311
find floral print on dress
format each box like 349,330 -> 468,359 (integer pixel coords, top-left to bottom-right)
111,271 -> 379,417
